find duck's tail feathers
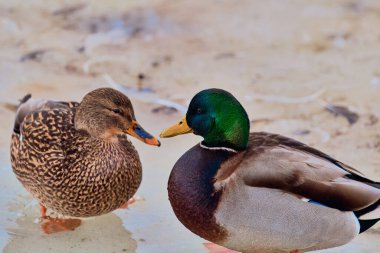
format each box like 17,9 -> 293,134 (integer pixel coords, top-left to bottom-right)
19,94 -> 32,104
13,95 -> 79,134
355,197 -> 380,233
352,179 -> 380,233
13,94 -> 33,134
357,218 -> 380,233
1,93 -> 32,113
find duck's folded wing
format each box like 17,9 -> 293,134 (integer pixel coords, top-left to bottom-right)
14,95 -> 78,133
241,135 -> 380,212
18,98 -> 78,153
20,109 -> 73,153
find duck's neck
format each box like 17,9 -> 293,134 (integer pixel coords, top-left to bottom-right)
200,142 -> 238,153
74,105 -> 104,137
168,144 -> 236,243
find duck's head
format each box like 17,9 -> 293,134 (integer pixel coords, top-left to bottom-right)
160,88 -> 250,151
75,88 -> 160,146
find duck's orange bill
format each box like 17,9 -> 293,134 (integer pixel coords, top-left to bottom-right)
160,117 -> 193,138
126,121 -> 161,146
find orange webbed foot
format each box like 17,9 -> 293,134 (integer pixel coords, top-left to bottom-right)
203,243 -> 240,253
41,217 -> 81,234
289,251 -> 299,253
39,203 -> 81,234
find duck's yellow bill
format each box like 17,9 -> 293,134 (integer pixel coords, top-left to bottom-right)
160,117 -> 193,138
126,120 -> 161,146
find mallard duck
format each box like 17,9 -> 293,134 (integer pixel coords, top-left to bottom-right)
11,87 -> 160,233
160,88 -> 380,253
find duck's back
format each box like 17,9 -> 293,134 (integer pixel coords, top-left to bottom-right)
11,98 -> 142,217
11,99 -> 79,190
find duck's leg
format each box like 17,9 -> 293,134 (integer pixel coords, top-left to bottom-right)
39,203 -> 81,234
290,250 -> 299,253
119,197 -> 138,209
203,243 -> 240,253
40,204 -> 47,219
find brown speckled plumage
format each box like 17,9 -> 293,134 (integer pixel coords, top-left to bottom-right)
11,88 -> 145,217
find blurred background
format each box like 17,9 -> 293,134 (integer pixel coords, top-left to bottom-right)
0,0 -> 379,252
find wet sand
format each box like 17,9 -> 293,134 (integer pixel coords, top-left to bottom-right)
0,0 -> 379,252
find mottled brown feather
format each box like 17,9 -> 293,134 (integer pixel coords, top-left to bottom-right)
11,95 -> 142,217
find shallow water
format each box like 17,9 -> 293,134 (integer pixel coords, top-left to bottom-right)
1,0 -> 380,252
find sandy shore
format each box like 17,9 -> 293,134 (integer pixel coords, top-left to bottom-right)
0,0 -> 379,252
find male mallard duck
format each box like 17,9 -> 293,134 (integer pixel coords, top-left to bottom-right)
160,88 -> 380,253
11,88 -> 160,233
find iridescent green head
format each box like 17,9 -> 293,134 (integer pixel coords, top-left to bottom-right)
160,88 -> 250,151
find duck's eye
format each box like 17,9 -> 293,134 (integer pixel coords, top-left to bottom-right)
196,108 -> 202,114
112,108 -> 122,114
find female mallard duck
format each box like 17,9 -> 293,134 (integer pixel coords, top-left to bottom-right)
160,88 -> 380,253
11,88 -> 160,233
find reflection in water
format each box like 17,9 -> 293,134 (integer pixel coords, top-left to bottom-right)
5,211 -> 137,253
